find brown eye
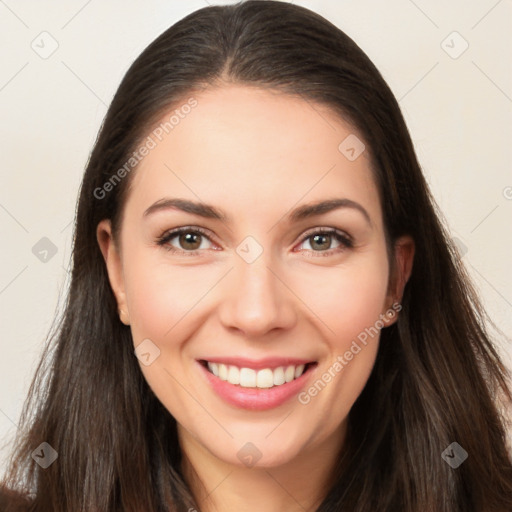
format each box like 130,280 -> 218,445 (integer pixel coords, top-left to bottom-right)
297,228 -> 353,255
156,227 -> 215,255
178,232 -> 203,250
309,233 -> 332,251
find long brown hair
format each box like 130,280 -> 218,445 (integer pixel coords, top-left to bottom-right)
2,1 -> 511,510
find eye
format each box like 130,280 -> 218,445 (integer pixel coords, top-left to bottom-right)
295,228 -> 353,256
156,226 -> 353,257
156,226 -> 216,255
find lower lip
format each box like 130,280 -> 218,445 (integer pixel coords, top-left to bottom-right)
196,360 -> 317,411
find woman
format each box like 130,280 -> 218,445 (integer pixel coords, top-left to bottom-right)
1,1 -> 511,511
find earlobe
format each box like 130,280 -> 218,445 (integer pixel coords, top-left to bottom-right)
383,235 -> 415,325
96,219 -> 130,326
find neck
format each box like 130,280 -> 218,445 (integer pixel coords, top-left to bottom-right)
179,421 -> 347,512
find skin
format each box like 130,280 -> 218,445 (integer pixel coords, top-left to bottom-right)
97,84 -> 414,511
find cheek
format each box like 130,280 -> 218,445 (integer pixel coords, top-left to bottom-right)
292,253 -> 389,420
294,253 -> 390,348
122,249 -> 217,341
333,269 -> 389,345
123,241 -> 390,352
120,249 -> 217,415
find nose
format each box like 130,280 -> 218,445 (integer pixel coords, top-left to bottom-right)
217,250 -> 298,338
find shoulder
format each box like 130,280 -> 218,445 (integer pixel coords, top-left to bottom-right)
0,486 -> 33,511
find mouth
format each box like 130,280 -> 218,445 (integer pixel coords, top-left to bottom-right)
198,359 -> 318,389
197,358 -> 318,410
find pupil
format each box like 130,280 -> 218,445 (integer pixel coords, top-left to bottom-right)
312,234 -> 330,250
181,233 -> 200,250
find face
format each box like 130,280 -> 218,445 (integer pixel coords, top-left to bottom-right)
97,84 -> 413,469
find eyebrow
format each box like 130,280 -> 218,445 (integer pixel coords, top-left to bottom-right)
143,197 -> 372,226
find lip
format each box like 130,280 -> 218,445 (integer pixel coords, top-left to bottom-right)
196,359 -> 318,411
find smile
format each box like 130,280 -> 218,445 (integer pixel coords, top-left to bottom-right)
204,361 -> 312,388
197,358 -> 318,411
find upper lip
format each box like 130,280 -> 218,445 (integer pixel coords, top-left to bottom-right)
198,356 -> 316,371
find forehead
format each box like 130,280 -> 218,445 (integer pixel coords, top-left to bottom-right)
125,84 -> 380,223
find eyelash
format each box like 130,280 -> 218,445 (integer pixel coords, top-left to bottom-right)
155,226 -> 354,257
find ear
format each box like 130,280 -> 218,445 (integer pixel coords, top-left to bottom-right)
382,235 -> 415,326
96,219 -> 130,325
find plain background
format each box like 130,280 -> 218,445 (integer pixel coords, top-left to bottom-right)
1,0 -> 511,474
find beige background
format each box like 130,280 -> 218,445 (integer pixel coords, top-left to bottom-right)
1,0 -> 511,473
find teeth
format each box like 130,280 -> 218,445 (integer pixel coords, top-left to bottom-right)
284,365 -> 295,382
228,365 -> 240,385
218,363 -> 228,381
206,361 -> 309,388
209,362 -> 219,376
273,366 -> 285,386
256,368 -> 273,388
240,368 -> 256,387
